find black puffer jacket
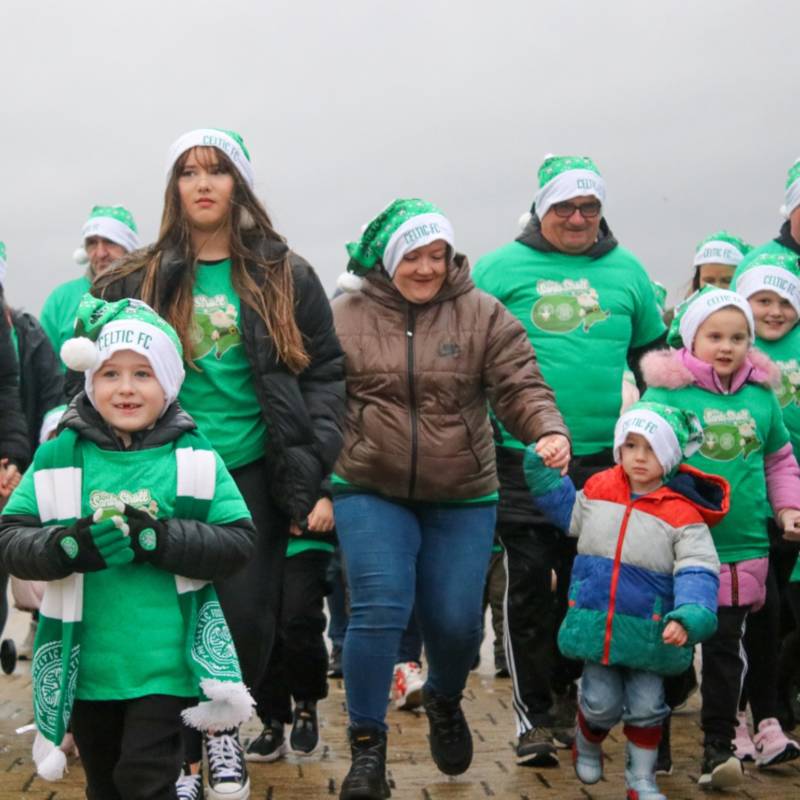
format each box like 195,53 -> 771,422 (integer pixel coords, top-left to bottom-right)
12,309 -> 64,452
85,236 -> 346,523
0,395 -> 255,581
0,305 -> 30,469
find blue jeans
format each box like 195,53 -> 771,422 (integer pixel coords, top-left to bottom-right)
580,661 -> 670,731
325,547 -> 348,649
334,493 -> 496,730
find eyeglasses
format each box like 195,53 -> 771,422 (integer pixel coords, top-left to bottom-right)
551,201 -> 602,219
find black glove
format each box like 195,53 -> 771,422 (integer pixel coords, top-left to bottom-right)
123,504 -> 168,564
54,510 -> 134,573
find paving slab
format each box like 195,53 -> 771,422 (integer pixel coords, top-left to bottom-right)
0,610 -> 798,798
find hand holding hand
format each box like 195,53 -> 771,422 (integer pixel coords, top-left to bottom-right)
0,459 -> 20,499
662,620 -> 688,647
535,434 -> 571,475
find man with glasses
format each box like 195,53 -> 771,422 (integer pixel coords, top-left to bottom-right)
41,205 -> 139,364
473,155 -> 666,769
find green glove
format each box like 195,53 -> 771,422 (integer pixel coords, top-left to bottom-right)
523,445 -> 564,496
56,507 -> 134,572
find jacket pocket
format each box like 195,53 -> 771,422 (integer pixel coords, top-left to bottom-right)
459,413 -> 482,472
346,401 -> 367,458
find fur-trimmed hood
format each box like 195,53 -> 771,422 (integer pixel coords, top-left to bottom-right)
641,347 -> 782,393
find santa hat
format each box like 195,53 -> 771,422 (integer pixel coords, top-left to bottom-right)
60,294 -> 184,414
73,205 -> 139,265
166,128 -> 254,189
530,154 -> 606,222
667,286 -> 754,349
734,251 -> 800,318
781,157 -> 800,219
693,231 -> 751,268
338,198 -> 455,293
614,401 -> 705,478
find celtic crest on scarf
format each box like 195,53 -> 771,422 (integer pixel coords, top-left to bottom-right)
191,601 -> 240,679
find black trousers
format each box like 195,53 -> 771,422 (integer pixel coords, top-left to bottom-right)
739,561 -> 781,725
72,695 -> 191,800
185,457 -> 290,761
701,605 -> 750,745
254,550 -> 332,725
498,453 -> 608,732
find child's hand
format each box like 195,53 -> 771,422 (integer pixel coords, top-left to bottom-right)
535,434 -> 571,475
0,460 -> 20,499
662,620 -> 688,647
307,497 -> 334,533
778,508 -> 800,541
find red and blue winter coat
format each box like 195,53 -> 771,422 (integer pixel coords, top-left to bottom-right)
533,463 -> 728,675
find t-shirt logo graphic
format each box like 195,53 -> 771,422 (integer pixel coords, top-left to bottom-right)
191,294 -> 242,360
89,489 -> 158,517
531,278 -> 610,334
700,409 -> 762,461
774,359 -> 800,409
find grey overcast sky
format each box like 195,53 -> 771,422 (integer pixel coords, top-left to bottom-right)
2,0 -> 798,313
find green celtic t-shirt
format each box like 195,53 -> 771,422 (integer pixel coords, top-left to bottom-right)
644,383 -> 789,563
39,275 -> 91,369
473,242 -> 665,454
752,331 -> 800,462
4,439 -> 250,701
179,259 -> 267,469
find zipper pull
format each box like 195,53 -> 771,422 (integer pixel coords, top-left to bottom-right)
406,330 -> 413,337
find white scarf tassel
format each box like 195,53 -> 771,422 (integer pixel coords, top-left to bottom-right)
33,732 -> 68,780
181,678 -> 255,732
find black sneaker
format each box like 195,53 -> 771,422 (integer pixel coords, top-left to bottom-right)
205,729 -> 250,800
698,740 -> 743,790
422,687 -> 473,775
245,721 -> 286,762
176,765 -> 203,800
290,701 -> 320,755
655,716 -> 672,775
328,645 -> 343,678
340,725 -> 391,800
551,686 -> 577,749
517,727 -> 559,767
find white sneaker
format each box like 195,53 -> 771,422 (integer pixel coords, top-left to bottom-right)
391,661 -> 424,711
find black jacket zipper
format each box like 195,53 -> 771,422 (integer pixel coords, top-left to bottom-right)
406,306 -> 418,499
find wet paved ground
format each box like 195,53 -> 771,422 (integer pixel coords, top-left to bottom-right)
0,610 -> 798,799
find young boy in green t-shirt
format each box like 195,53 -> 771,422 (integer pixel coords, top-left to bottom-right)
0,295 -> 256,798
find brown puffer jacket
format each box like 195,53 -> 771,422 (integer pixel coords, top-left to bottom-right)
332,255 -> 569,501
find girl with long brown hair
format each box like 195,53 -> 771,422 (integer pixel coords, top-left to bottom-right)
93,129 -> 345,800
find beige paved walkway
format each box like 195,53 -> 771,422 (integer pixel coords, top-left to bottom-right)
0,610 -> 798,798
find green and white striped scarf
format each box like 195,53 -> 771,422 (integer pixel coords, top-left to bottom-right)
30,428 -> 253,780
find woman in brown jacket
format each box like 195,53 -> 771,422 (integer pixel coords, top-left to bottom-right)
331,199 -> 570,799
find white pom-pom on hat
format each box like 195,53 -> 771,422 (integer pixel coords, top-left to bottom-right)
518,212 -> 533,230
60,337 -> 100,371
337,272 -> 364,293
73,247 -> 89,265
